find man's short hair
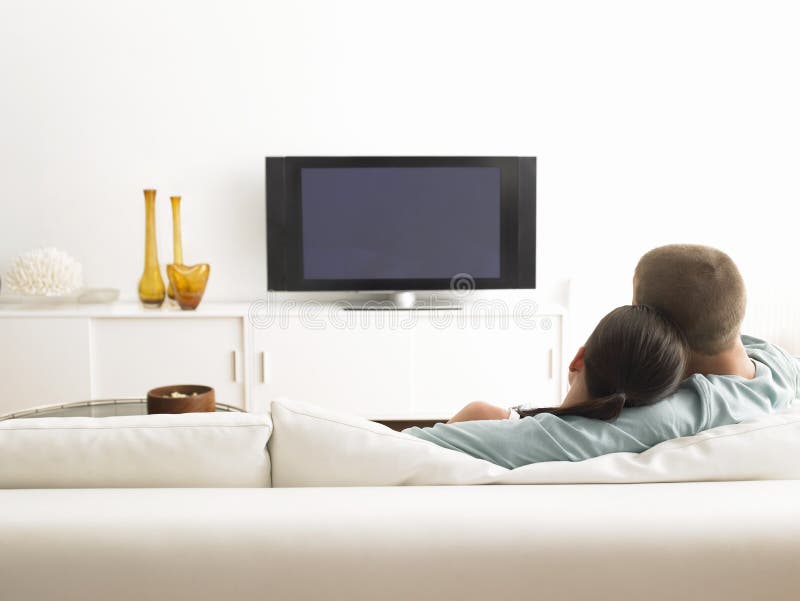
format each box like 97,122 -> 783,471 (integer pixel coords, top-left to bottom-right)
633,244 -> 746,355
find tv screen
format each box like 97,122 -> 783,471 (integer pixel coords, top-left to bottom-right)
267,157 -> 535,291
301,166 -> 501,280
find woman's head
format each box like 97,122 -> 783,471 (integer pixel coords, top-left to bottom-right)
520,305 -> 688,421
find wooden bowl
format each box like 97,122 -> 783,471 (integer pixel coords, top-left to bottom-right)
146,384 -> 215,414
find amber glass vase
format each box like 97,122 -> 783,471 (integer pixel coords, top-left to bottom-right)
167,195 -> 184,300
167,263 -> 210,310
138,189 -> 166,307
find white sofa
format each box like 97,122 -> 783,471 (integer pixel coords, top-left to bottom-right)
2,401 -> 800,601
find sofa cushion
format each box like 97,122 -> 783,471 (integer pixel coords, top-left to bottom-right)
3,482 -> 799,601
269,398 -> 800,486
0,412 -> 272,488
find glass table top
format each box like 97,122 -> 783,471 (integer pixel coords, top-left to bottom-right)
0,398 -> 243,421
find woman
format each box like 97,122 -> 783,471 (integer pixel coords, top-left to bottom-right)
406,305 -> 688,457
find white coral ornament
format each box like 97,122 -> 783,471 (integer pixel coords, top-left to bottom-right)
4,248 -> 84,296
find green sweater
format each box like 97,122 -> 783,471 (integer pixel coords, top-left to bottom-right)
403,336 -> 800,469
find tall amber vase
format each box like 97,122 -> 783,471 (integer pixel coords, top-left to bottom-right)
167,195 -> 183,300
138,189 -> 166,307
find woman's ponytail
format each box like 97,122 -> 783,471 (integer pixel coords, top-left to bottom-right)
516,393 -> 627,421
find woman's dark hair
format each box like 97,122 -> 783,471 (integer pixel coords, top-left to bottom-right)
518,305 -> 688,421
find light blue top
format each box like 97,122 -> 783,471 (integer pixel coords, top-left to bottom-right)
403,336 -> 800,469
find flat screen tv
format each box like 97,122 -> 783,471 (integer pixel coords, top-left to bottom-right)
266,156 -> 535,292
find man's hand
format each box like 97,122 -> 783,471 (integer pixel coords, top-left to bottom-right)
448,401 -> 510,424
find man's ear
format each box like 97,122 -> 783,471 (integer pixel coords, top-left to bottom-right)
569,346 -> 586,373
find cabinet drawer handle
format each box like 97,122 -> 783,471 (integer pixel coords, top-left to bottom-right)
548,348 -> 554,380
260,351 -> 267,384
233,350 -> 241,383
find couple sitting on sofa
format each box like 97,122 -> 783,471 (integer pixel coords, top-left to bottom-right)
405,244 -> 799,469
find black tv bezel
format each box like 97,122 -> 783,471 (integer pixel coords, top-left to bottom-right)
266,156 -> 536,292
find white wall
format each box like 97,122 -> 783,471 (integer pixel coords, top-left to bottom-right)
1,1 -> 799,348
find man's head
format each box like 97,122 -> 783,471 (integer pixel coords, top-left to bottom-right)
633,244 -> 746,356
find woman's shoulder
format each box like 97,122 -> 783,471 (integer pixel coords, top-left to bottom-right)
608,384 -> 708,440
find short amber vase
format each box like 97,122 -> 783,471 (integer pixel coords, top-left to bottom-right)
138,189 -> 166,307
167,263 -> 210,310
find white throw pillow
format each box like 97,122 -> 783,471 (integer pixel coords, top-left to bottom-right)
269,398 -> 800,487
0,412 -> 273,488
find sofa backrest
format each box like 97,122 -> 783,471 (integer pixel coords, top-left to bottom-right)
0,412 -> 272,488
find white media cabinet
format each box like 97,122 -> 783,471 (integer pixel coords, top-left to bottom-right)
0,300 -> 566,420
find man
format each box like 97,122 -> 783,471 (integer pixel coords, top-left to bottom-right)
633,244 -> 755,378
404,245 -> 799,469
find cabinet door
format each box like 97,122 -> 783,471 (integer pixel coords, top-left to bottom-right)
253,314 -> 413,418
91,318 -> 244,407
0,318 -> 91,415
410,314 -> 562,417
